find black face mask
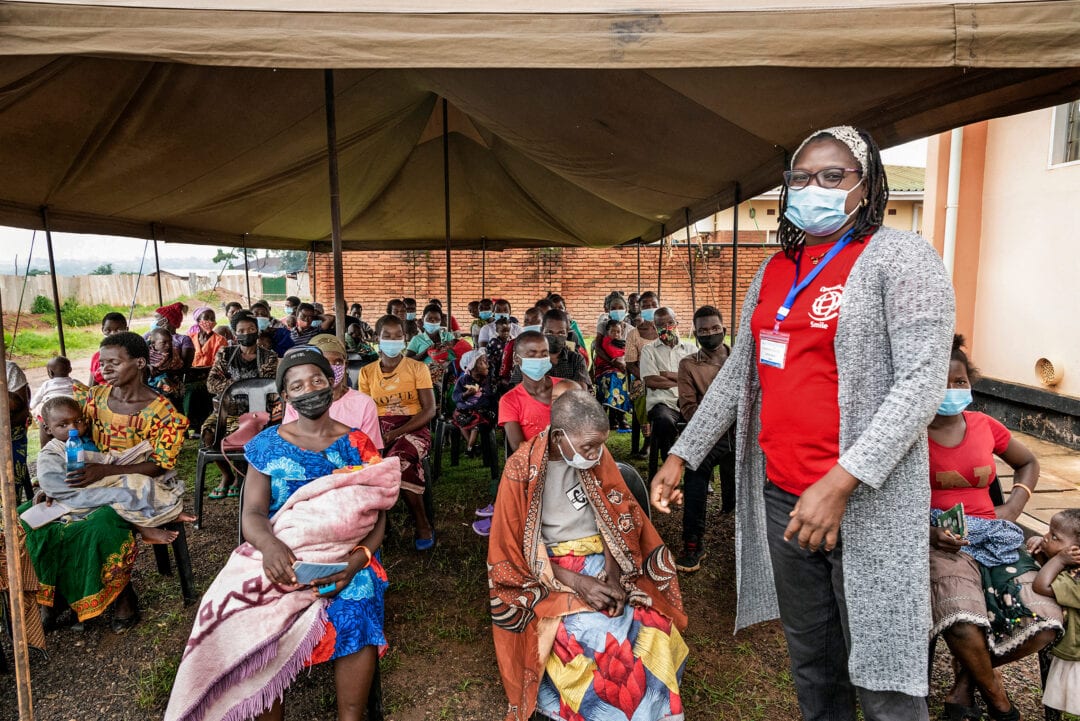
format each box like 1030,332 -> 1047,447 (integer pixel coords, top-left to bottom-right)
546,334 -> 567,354
235,332 -> 258,348
697,333 -> 725,351
289,387 -> 334,420
611,338 -> 627,349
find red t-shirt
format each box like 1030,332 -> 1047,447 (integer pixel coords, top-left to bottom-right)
929,411 -> 1011,519
750,238 -> 868,496
497,378 -> 564,442
90,351 -> 105,385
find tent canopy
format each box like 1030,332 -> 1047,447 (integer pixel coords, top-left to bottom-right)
1,0 -> 1079,251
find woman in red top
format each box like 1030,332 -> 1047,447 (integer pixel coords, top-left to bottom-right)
928,337 -> 1060,721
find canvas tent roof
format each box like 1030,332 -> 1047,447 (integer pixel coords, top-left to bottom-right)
0,0 -> 1078,251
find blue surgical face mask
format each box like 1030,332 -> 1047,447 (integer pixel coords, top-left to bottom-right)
256,316 -> 270,331
937,388 -> 972,417
783,178 -> 864,237
494,312 -> 509,321
379,339 -> 405,358
519,357 -> 552,381
405,312 -> 417,321
423,321 -> 442,335
479,310 -> 494,320
310,319 -> 322,329
522,324 -> 542,334
609,309 -> 627,322
640,308 -> 656,322
284,306 -> 295,315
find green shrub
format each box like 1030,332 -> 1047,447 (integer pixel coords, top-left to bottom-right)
30,295 -> 54,314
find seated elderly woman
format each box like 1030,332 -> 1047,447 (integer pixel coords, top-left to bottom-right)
22,332 -> 189,632
201,310 -> 280,499
488,389 -> 688,721
359,315 -> 437,550
165,348 -> 398,721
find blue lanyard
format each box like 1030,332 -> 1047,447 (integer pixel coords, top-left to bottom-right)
773,229 -> 855,331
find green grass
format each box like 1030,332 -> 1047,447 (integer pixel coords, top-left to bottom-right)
4,326 -> 104,363
135,656 -> 182,710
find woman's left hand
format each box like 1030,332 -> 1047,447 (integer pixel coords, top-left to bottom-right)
65,463 -> 115,488
309,547 -> 373,600
784,464 -> 860,552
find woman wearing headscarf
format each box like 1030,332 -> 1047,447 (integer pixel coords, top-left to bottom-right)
651,126 -> 955,720
451,349 -> 497,456
489,390 -> 687,721
148,302 -> 194,367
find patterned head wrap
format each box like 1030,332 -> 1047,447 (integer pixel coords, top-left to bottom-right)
460,349 -> 484,374
793,125 -> 869,175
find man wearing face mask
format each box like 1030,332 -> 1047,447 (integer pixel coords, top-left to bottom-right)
640,307 -> 697,474
290,302 -> 323,346
674,306 -> 737,572
202,311 -> 280,498
477,299 -> 521,348
510,309 -> 590,390
282,335 -> 383,450
488,389 -> 688,721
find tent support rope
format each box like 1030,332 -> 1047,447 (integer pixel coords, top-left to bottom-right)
11,229 -> 36,349
40,207 -> 65,357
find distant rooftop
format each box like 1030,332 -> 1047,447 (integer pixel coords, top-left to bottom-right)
884,164 -> 925,192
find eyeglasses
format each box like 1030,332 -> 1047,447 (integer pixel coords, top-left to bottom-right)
783,167 -> 861,190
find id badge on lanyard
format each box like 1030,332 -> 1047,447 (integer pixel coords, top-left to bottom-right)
758,230 -> 853,370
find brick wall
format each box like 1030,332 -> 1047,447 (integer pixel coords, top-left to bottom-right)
311,231 -> 773,330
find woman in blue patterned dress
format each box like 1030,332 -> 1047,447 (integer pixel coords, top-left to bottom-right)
242,348 -> 387,721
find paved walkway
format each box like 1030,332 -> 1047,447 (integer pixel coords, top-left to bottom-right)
999,431 -> 1080,534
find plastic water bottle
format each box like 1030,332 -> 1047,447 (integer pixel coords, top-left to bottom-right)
66,429 -> 85,472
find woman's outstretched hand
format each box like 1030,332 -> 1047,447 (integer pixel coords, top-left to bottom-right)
650,455 -> 686,514
784,464 -> 860,553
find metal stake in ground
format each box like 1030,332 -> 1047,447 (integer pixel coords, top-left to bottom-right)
0,290 -> 37,720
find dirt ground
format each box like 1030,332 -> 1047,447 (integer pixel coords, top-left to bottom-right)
0,436 -> 1057,720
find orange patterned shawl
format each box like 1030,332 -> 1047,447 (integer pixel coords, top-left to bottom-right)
487,429 -> 686,721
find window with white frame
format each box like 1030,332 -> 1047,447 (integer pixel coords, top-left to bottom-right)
1050,100 -> 1080,166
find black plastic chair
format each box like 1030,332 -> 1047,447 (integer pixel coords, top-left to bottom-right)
238,484 -> 384,720
648,420 -> 687,480
346,357 -> 377,390
151,521 -> 198,605
193,377 -> 279,530
615,461 -> 652,520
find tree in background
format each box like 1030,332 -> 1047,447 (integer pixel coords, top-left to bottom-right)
90,263 -> 113,275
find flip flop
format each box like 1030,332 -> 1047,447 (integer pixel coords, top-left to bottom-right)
208,485 -> 228,500
226,486 -> 241,498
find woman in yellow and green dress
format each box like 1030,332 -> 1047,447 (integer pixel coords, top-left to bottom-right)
22,332 -> 188,632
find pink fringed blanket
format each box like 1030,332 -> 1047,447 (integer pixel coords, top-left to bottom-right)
165,459 -> 401,721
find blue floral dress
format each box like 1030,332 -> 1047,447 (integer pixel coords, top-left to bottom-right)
244,426 -> 388,663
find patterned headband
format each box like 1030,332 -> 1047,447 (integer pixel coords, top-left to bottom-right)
793,125 -> 869,175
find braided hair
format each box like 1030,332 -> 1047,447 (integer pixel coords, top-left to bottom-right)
777,128 -> 889,260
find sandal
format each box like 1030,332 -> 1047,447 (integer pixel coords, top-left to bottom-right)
941,702 -> 983,721
208,485 -> 228,500
226,486 -> 241,499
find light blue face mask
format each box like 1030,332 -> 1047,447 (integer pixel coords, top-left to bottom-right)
783,178 -> 864,237
284,306 -> 295,315
405,312 -> 416,321
519,357 -> 552,381
423,321 -> 442,335
256,316 -> 270,331
494,312 -> 510,321
310,319 -> 322,329
479,310 -> 494,320
609,309 -> 627,322
522,324 -> 542,334
379,339 -> 405,358
937,388 -> 973,416
556,429 -> 603,470
640,308 -> 656,322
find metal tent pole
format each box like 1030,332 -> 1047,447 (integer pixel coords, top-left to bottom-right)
242,234 -> 252,308
731,183 -> 740,339
152,226 -> 163,307
685,208 -> 696,312
309,246 -> 316,303
442,98 -> 452,322
40,207 -> 65,357
656,224 -> 665,299
636,241 -> 641,295
0,290 -> 37,721
481,237 -> 487,299
324,70 -> 347,344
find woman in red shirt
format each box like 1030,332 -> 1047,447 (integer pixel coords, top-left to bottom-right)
928,337 -> 1060,721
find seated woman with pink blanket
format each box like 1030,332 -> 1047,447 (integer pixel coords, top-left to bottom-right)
166,348 -> 400,721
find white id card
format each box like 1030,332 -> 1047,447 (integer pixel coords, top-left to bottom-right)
759,329 -> 790,369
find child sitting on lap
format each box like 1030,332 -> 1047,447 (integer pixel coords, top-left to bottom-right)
34,396 -> 194,544
1030,508 -> 1080,716
30,356 -> 88,447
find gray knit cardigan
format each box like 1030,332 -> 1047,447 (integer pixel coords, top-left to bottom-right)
670,226 -> 954,696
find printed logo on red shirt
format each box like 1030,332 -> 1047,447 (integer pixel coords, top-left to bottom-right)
809,284 -> 844,329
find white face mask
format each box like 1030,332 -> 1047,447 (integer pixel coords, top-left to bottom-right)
556,430 -> 603,470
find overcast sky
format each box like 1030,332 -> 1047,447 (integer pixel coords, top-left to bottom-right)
1,138 -> 929,267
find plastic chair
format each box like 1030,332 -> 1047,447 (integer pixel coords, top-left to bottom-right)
648,420 -> 687,480
346,357 -> 377,390
615,462 -> 652,520
194,377 -> 279,530
151,521 -> 198,605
